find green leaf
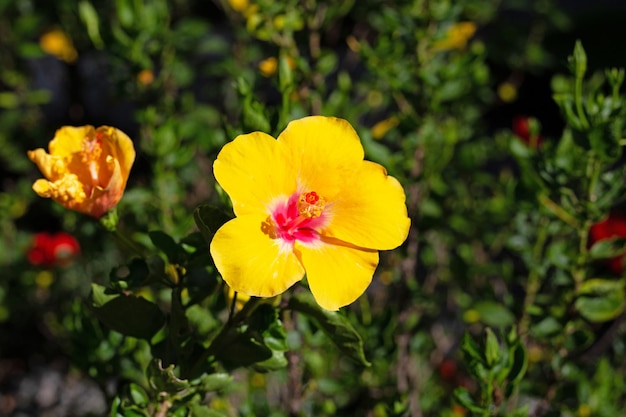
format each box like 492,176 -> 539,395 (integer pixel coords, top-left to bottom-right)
576,279 -> 626,322
115,0 -> 134,28
89,287 -> 165,339
576,295 -> 625,323
570,40 -> 587,78
484,328 -> 499,368
473,301 -> 515,327
109,396 -> 123,417
180,232 -> 207,249
531,316 -> 562,338
278,54 -> 294,92
252,347 -> 288,372
128,383 -> 149,406
212,303 -> 288,370
193,205 -> 232,243
148,359 -> 190,393
287,292 -> 371,366
506,341 -> 528,394
453,387 -> 483,413
588,124 -> 620,163
78,0 -> 104,48
149,231 -> 187,264
242,99 -> 271,133
90,283 -> 119,307
579,278 -> 626,295
214,328 -> 273,369
110,258 -> 150,289
460,332 -> 483,364
589,237 -> 626,259
198,373 -> 233,392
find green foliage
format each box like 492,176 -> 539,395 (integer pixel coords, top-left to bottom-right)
4,0 -> 626,415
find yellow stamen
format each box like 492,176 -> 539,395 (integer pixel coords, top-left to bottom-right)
80,132 -> 104,188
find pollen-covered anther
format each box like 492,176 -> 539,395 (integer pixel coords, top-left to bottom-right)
81,135 -> 103,162
297,191 -> 326,219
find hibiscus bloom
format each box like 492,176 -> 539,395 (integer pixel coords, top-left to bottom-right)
210,116 -> 410,310
27,232 -> 81,268
28,125 -> 135,218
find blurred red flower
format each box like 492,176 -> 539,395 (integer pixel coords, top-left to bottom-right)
512,115 -> 543,148
438,358 -> 458,382
27,232 -> 80,268
589,210 -> 626,275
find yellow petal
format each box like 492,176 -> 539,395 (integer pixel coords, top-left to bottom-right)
277,116 -> 364,198
297,240 -> 379,311
27,149 -> 66,181
210,214 -> 305,297
327,161 -> 410,250
48,126 -> 92,157
32,179 -> 56,198
214,131 -> 295,216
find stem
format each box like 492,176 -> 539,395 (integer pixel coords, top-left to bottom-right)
166,287 -> 185,367
483,377 -> 494,417
538,194 -> 578,227
519,217 -> 549,337
186,297 -> 264,378
228,291 -> 238,321
573,153 -> 600,292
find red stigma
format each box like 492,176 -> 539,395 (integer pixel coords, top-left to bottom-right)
305,192 -> 319,204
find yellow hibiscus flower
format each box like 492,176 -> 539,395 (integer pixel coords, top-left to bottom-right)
210,116 -> 410,310
28,125 -> 135,218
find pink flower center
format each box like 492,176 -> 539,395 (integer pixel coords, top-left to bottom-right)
263,191 -> 328,245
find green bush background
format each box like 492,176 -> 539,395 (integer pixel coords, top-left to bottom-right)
2,0 -> 626,416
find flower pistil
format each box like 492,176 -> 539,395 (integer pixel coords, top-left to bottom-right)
266,191 -> 329,246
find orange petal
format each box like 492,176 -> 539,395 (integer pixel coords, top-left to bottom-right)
210,214 -> 305,297
98,126 -> 135,183
326,160 -> 410,250
297,240 -> 379,310
28,125 -> 135,218
277,116 -> 364,198
214,131 -> 295,216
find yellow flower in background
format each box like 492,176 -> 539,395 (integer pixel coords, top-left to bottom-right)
210,116 -> 410,310
371,116 -> 399,140
258,56 -> 296,77
28,126 -> 135,218
432,22 -> 477,52
137,69 -> 155,86
497,81 -> 518,103
39,29 -> 78,64
228,0 -> 249,13
258,57 -> 278,77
